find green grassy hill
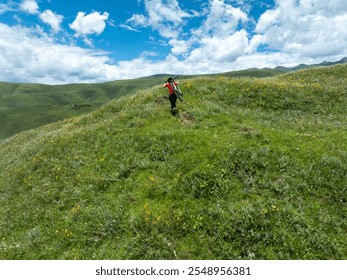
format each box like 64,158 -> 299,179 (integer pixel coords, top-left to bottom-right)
214,67 -> 285,78
0,68 -> 286,140
0,64 -> 333,140
0,64 -> 346,259
0,76 -> 165,139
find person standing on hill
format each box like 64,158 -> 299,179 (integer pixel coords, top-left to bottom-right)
164,77 -> 179,116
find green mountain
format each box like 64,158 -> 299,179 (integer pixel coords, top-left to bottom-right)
0,76 -> 165,139
0,64 -> 346,259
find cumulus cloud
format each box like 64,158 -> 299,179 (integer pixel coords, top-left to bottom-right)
18,1 -> 64,32
122,0 -> 347,76
255,0 -> 347,59
19,0 -> 39,14
192,30 -> 249,62
161,0 -> 347,73
126,0 -> 249,64
68,11 -> 110,46
181,0 -> 249,66
69,11 -> 109,37
194,0 -> 248,37
144,0 -> 192,27
39,10 -> 64,32
0,23 -> 118,84
126,0 -> 193,39
169,38 -> 193,55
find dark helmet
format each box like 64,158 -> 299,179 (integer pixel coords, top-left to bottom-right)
167,77 -> 173,82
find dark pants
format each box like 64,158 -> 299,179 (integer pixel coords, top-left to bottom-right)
169,93 -> 177,111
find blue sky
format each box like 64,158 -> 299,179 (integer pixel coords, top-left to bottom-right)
0,0 -> 346,84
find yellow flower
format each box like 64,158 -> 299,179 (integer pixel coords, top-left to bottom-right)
149,175 -> 155,182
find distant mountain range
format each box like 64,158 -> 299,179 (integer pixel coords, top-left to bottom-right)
149,57 -> 347,79
274,56 -> 347,72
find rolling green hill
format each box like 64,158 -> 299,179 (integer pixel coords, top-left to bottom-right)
2,59 -> 344,140
0,64 -> 346,259
0,68 -> 286,140
0,76 -> 166,139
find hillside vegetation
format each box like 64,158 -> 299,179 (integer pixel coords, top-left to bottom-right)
0,64 -> 346,259
2,58 -> 346,140
0,76 -> 165,139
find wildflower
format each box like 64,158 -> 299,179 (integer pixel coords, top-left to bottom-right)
149,175 -> 155,182
144,202 -> 151,222
71,204 -> 81,213
152,215 -> 161,225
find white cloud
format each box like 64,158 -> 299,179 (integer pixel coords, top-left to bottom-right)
19,0 -> 39,14
140,51 -> 158,58
169,38 -> 193,55
194,0 -> 248,37
127,0 -> 250,63
0,2 -> 15,14
255,9 -> 279,33
39,10 -> 64,32
144,0 -> 191,27
127,14 -> 148,27
187,0 -> 248,57
69,11 -> 109,37
126,0 -> 193,39
187,30 -> 249,64
119,24 -> 140,32
123,0 -> 347,76
107,18 -> 117,28
245,34 -> 265,54
255,0 -> 347,59
0,23 -> 119,84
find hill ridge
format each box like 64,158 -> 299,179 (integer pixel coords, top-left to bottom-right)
1,57 -> 346,139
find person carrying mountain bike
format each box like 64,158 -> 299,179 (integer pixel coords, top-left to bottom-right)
164,77 -> 180,116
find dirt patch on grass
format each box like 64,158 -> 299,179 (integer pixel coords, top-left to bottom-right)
180,111 -> 196,125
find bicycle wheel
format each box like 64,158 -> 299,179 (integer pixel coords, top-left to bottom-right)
177,93 -> 183,102
175,87 -> 183,102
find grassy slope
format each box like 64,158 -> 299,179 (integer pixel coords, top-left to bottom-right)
214,68 -> 285,78
0,69 -> 284,139
0,76 -> 165,139
0,65 -> 346,259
